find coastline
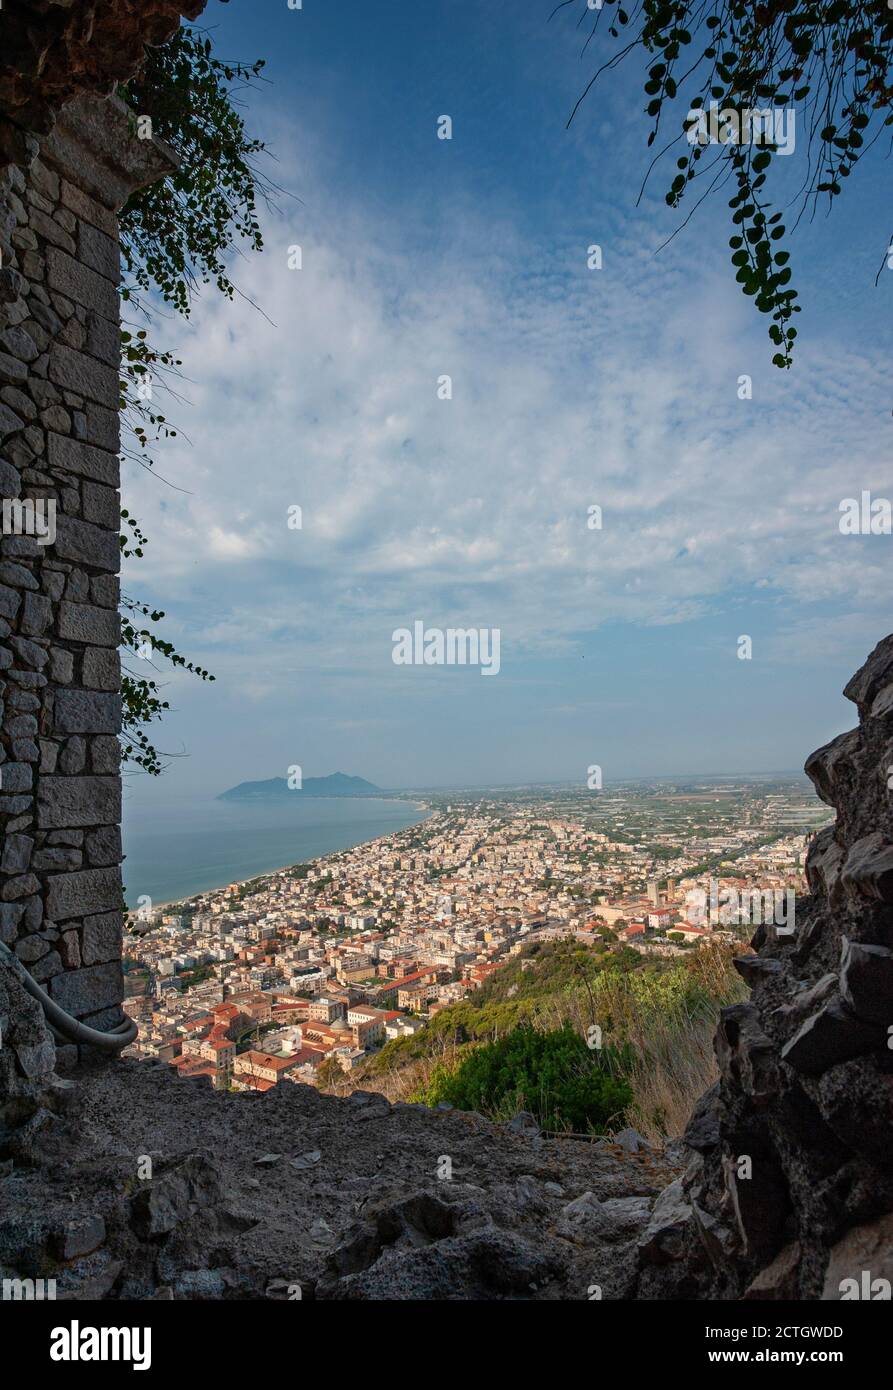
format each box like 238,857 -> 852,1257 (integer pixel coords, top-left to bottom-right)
124,796 -> 432,913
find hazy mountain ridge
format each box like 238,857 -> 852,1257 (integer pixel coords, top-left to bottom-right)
217,772 -> 383,802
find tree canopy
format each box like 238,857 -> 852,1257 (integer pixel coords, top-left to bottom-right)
557,0 -> 893,365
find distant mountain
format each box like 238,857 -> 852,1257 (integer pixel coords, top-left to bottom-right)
217,772 -> 383,802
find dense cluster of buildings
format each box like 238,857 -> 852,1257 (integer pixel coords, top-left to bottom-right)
122,784 -> 826,1091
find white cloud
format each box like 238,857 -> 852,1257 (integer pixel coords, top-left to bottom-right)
122,140 -> 893,692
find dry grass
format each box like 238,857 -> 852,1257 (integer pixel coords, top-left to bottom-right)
318,940 -> 747,1140
623,1010 -> 721,1141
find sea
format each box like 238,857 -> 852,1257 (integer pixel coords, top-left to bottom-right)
121,792 -> 429,909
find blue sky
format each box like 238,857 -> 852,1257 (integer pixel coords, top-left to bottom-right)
122,0 -> 893,804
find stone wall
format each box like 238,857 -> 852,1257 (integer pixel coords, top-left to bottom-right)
0,0 -> 206,165
0,95 -> 176,1030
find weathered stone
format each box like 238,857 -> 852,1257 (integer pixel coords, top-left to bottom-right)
683,1082 -> 721,1154
82,482 -> 120,530
839,938 -> 893,1027
843,640 -> 893,715
805,825 -> 846,903
506,1110 -> 541,1139
556,1191 -> 650,1245
34,847 -> 82,872
57,599 -> 120,644
0,385 -> 37,421
0,325 -> 39,363
6,713 -> 38,739
781,994 -> 886,1075
1,833 -> 33,874
2,873 -> 40,901
59,736 -> 86,774
821,1213 -> 893,1300
0,584 -> 21,623
82,912 -> 122,966
733,955 -> 784,986
0,902 -> 25,934
84,825 -> 121,868
54,690 -> 121,734
46,247 -> 119,320
28,298 -> 63,337
49,648 -> 74,684
15,1038 -> 57,1081
59,182 -> 116,239
54,516 -> 120,579
637,1180 -> 692,1266
65,569 -> 89,603
47,830 -> 84,847
130,1155 -> 223,1240
54,1215 -> 106,1262
21,592 -> 53,636
78,222 -> 120,285
15,933 -> 50,964
742,1242 -> 802,1300
7,670 -> 46,689
90,574 -> 119,609
40,404 -> 72,434
716,1003 -> 780,1105
0,762 -> 33,794
60,928 -> 81,968
28,206 -> 77,256
840,833 -> 893,904
0,561 -> 38,591
72,402 -> 118,453
37,775 -> 120,829
82,647 -> 120,690
10,636 -> 49,669
49,341 -> 118,407
86,312 -> 120,366
0,267 -> 26,303
49,961 -> 123,1019
90,736 -> 120,775
724,1152 -> 790,1260
691,1201 -> 738,1271
0,400 -> 25,437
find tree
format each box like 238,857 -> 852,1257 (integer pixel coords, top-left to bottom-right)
115,23 -> 277,772
556,0 -> 893,366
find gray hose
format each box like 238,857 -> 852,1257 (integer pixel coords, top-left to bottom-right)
0,937 -> 138,1051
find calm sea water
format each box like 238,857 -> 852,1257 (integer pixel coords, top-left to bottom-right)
121,793 -> 428,909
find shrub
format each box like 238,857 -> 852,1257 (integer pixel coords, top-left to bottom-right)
417,1023 -> 631,1134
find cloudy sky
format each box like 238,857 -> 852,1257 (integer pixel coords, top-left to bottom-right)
122,0 -> 893,807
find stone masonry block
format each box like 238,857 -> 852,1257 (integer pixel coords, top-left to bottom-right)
45,867 -> 121,920
46,246 -> 118,320
49,961 -> 123,1019
81,911 -> 123,966
81,647 -> 120,690
53,690 -> 121,735
49,342 -> 117,406
48,431 -> 119,486
37,775 -> 120,829
58,601 -> 120,645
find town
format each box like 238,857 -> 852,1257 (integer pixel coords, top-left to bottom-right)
121,778 -> 831,1092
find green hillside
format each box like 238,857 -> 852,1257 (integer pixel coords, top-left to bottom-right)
328,938 -> 746,1137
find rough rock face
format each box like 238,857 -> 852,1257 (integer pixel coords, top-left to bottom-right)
0,0 -> 207,166
0,1057 -> 678,1301
638,636 -> 893,1300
